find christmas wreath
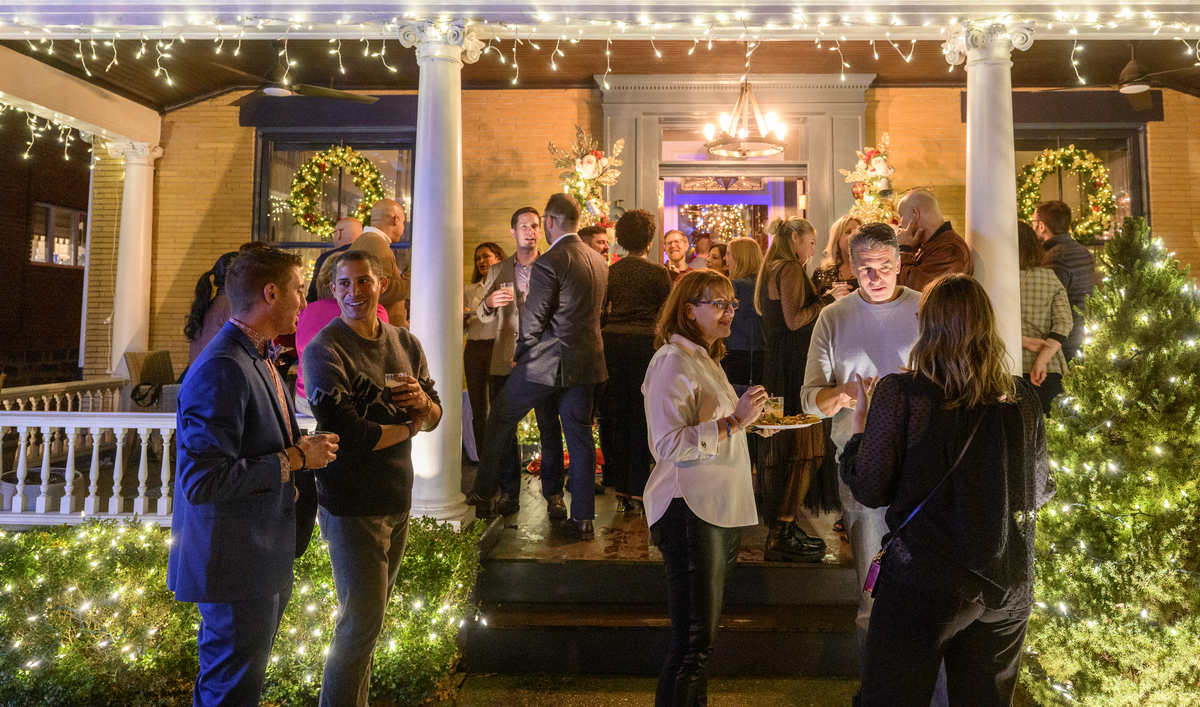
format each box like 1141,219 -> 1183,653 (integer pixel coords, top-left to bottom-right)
1017,145 -> 1117,245
287,146 -> 386,239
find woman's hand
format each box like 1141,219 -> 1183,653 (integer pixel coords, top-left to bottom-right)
1030,359 -> 1047,386
734,385 -> 768,428
829,282 -> 852,300
850,374 -> 878,435
1022,335 -> 1046,353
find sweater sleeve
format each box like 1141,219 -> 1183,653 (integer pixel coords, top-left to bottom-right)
801,309 -> 837,417
302,336 -> 384,455
839,374 -> 907,508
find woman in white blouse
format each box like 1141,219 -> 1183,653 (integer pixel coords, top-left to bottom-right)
642,269 -> 771,706
464,242 -> 505,460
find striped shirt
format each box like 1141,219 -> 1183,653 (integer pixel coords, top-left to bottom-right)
1019,268 -> 1073,376
1042,233 -> 1095,357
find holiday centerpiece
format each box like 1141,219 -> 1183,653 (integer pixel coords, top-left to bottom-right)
548,126 -> 623,228
838,133 -> 900,225
1023,217 -> 1200,705
288,145 -> 386,239
1017,145 -> 1117,245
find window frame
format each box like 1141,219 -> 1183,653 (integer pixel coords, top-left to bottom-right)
30,202 -> 87,268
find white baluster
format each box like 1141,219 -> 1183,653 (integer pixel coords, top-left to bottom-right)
0,424 -> 5,478
84,426 -> 102,515
41,395 -> 51,411
133,427 -> 151,515
10,425 -> 29,512
83,391 -> 93,412
36,425 -> 53,513
54,394 -> 64,411
60,425 -> 79,514
109,427 -> 126,515
158,427 -> 173,516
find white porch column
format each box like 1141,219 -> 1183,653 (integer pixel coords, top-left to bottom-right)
399,21 -> 484,525
106,141 -> 163,374
945,23 -> 1033,371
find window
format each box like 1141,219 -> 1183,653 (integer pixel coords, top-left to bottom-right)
30,204 -> 87,267
1015,129 -> 1147,239
255,134 -> 414,289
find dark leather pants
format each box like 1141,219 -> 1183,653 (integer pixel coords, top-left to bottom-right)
650,498 -> 743,707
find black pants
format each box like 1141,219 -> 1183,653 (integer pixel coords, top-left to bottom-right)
860,576 -> 1030,707
485,374 -> 563,499
651,498 -> 743,707
598,332 -> 657,498
1021,372 -> 1063,417
477,377 -> 594,519
463,338 -> 495,460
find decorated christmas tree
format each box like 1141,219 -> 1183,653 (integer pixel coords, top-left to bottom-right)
838,132 -> 900,225
1022,217 -> 1200,705
548,125 -> 623,228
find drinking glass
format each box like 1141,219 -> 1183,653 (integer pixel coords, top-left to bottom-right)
765,397 -> 785,416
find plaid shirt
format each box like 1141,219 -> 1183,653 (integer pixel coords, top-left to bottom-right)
1042,233 -> 1095,356
1020,268 -> 1073,375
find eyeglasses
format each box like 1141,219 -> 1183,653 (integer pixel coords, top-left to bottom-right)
694,299 -> 740,311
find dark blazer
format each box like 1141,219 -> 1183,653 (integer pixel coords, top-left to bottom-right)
168,322 -> 303,604
513,233 -> 608,387
475,254 -> 529,376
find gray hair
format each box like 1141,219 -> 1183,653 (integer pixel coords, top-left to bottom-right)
848,222 -> 900,262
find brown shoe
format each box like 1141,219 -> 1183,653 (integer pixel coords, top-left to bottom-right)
554,518 -> 595,540
546,494 -> 568,521
495,493 -> 520,516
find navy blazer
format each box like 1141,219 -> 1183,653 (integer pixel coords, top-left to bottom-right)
513,234 -> 609,387
167,322 -> 301,603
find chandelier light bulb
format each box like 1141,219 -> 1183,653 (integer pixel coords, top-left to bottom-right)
738,127 -> 748,139
703,124 -> 716,141
775,124 -> 787,140
765,112 -> 778,132
719,114 -> 731,131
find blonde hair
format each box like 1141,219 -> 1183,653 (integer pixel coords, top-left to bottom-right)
727,237 -> 763,281
908,274 -> 1017,409
314,254 -> 339,301
754,215 -> 815,315
821,215 -> 861,273
655,269 -> 735,360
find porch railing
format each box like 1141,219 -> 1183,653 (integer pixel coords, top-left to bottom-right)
0,410 -> 318,527
1,378 -> 127,412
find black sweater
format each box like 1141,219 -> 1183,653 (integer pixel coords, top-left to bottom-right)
302,318 -> 440,517
840,373 -> 1055,611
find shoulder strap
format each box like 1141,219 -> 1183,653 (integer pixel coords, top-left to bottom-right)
889,411 -> 985,539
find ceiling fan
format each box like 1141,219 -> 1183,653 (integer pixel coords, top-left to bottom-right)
1114,44 -> 1200,110
212,62 -> 378,106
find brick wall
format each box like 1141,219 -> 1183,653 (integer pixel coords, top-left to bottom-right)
80,88 -> 601,377
865,87 -> 967,233
1146,90 -> 1200,270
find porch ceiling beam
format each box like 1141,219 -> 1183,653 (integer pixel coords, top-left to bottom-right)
0,45 -> 160,143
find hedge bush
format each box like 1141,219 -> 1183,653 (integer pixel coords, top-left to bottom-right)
0,516 -> 483,707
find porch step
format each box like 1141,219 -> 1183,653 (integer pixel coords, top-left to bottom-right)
459,601 -> 858,676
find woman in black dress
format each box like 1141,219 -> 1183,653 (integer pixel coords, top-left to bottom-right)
755,216 -> 838,562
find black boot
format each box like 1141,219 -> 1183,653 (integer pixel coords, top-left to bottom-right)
764,522 -> 825,562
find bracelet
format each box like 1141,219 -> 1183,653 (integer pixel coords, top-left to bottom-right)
291,445 -> 307,471
724,416 -> 732,439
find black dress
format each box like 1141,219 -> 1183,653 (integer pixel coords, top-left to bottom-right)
756,263 -> 840,520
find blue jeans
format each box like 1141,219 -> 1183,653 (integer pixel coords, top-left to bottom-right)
194,585 -> 292,707
318,508 -> 410,707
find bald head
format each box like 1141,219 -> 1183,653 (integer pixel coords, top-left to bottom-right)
333,217 -> 363,248
897,188 -> 945,237
369,199 -> 407,243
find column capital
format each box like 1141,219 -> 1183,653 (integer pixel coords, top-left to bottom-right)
106,140 -> 163,166
399,20 -> 485,65
943,22 -> 1034,66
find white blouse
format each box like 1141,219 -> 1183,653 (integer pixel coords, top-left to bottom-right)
641,335 -> 758,529
463,282 -> 498,341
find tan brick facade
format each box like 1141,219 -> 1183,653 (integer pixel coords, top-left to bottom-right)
1147,90 -> 1200,269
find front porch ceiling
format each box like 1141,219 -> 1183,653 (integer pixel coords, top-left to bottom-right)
2,35 -> 1199,113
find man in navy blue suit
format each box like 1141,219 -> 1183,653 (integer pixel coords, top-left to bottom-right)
168,247 -> 339,707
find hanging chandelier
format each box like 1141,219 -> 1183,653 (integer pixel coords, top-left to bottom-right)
703,81 -> 788,158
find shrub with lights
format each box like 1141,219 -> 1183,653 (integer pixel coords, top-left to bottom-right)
1022,217 -> 1200,705
0,516 -> 483,707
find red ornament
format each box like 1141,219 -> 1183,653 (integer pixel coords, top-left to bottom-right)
852,182 -> 867,199
1093,205 -> 1101,213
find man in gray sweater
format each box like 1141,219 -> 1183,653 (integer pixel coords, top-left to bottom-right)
800,223 -> 921,664
302,249 -> 442,707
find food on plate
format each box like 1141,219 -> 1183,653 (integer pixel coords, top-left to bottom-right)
755,412 -> 821,426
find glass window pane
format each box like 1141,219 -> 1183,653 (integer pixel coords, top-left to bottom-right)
30,205 -> 49,263
76,215 -> 88,267
660,176 -> 805,259
267,147 -> 323,243
52,209 -> 75,265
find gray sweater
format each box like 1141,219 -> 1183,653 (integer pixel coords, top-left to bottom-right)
302,317 -> 440,516
800,287 -> 921,453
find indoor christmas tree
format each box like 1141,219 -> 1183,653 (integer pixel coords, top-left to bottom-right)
1022,217 -> 1200,705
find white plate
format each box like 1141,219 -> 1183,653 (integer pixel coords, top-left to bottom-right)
750,422 -> 821,430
